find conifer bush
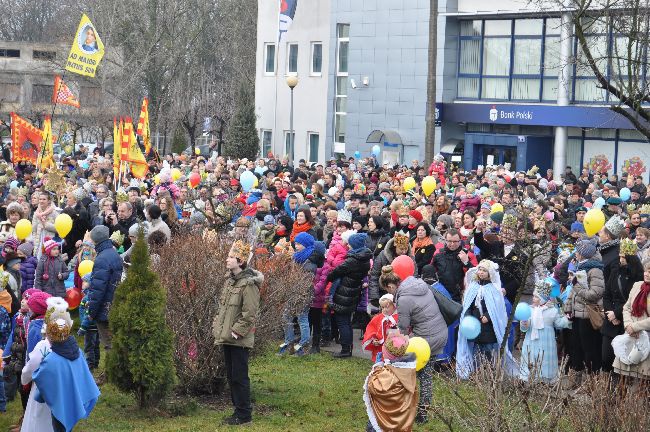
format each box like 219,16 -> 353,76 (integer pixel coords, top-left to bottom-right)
106,230 -> 177,408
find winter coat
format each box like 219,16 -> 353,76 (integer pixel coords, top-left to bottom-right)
413,243 -> 436,275
602,257 -> 643,338
310,243 -> 329,309
326,248 -> 373,314
212,268 -> 263,349
366,229 -> 389,257
600,242 -> 620,285
87,239 -> 123,322
432,246 -> 474,302
613,281 -> 650,378
313,231 -> 348,297
459,196 -> 481,213
564,260 -> 605,319
368,238 -> 414,303
19,256 -> 38,293
395,276 -> 448,355
34,255 -> 70,298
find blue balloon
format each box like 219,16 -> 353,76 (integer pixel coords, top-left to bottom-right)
240,170 -> 256,192
9,180 -> 18,189
372,145 -> 381,156
479,186 -> 488,194
514,303 -> 532,321
460,316 -> 481,340
593,197 -> 606,209
354,151 -> 361,158
620,187 -> 631,202
254,166 -> 267,176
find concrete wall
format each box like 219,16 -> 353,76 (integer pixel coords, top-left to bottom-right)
327,0 -> 431,161
254,0 -> 331,162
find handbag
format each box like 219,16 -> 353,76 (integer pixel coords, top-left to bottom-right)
431,289 -> 463,326
585,303 -> 604,330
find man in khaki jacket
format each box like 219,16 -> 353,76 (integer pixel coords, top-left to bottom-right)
213,240 -> 262,425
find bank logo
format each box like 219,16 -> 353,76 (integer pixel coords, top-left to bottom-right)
489,105 -> 498,122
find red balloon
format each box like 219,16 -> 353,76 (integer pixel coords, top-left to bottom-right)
189,172 -> 201,188
391,255 -> 415,281
584,202 -> 593,208
65,288 -> 82,310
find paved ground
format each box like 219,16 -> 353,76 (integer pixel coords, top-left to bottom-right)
320,328 -> 370,359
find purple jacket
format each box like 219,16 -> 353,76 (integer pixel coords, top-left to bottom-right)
19,256 -> 38,293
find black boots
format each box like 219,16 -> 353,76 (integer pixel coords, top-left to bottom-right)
332,344 -> 352,358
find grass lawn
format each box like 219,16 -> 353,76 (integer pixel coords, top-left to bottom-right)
0,348 -> 457,431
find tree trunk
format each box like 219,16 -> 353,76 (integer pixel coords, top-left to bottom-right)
424,0 -> 438,166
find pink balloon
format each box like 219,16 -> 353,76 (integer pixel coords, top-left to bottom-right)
391,255 -> 415,281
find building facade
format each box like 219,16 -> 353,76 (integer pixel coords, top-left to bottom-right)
436,0 -> 650,181
254,0 -> 432,164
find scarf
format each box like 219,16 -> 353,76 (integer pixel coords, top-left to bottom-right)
632,282 -> 650,318
411,236 -> 433,251
34,204 -> 54,223
598,238 -> 620,251
293,244 -> 314,264
290,221 -> 313,242
530,304 -> 549,341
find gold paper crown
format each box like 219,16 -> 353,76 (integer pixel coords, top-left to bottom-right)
110,231 -> 125,246
620,238 -> 638,256
115,190 -> 129,204
501,213 -> 518,229
393,233 -> 409,250
526,165 -> 539,177
45,316 -> 72,343
626,204 -> 636,214
230,240 -> 252,262
640,204 -> 650,216
15,186 -> 28,197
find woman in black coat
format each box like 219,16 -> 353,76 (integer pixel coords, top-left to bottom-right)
326,233 -> 372,358
601,247 -> 643,372
411,222 -> 436,275
366,216 -> 389,257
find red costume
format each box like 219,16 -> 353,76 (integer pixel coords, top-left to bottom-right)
362,313 -> 398,362
427,159 -> 447,187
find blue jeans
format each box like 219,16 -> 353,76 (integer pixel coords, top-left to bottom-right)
334,312 -> 353,346
84,329 -> 100,368
284,309 -> 310,347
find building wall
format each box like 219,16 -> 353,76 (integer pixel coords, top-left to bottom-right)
327,0 -> 431,162
254,0 -> 331,162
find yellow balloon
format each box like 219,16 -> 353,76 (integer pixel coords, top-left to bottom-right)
15,219 -> 32,240
171,168 -> 182,182
422,176 -> 437,196
195,147 -> 201,155
154,174 -> 161,185
491,203 -> 504,214
78,260 -> 94,277
584,208 -> 605,237
405,336 -> 431,371
253,177 -> 259,188
54,214 -> 73,238
403,176 -> 416,191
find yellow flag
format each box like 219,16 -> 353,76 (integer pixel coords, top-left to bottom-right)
37,117 -> 55,171
124,118 -> 148,179
65,14 -> 105,77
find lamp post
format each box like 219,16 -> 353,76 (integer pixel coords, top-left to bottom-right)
286,75 -> 299,166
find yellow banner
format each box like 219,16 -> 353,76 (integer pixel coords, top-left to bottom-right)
65,14 -> 105,77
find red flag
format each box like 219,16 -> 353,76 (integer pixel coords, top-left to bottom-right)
10,113 -> 42,164
52,75 -> 80,108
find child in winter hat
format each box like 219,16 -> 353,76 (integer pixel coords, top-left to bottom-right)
575,238 -> 598,260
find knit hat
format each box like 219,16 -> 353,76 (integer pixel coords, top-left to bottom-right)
43,240 -> 59,256
27,291 -> 52,316
437,214 -> 454,228
604,215 -> 625,238
382,333 -> 410,362
18,241 -> 34,257
409,210 -> 423,223
348,233 -> 368,250
263,214 -> 275,225
576,239 -> 598,259
294,232 -> 315,249
490,211 -> 504,225
379,293 -> 394,305
23,288 -> 38,300
90,225 -> 110,244
481,202 -> 491,210
341,229 -> 357,244
606,197 -> 622,206
3,236 -> 19,251
570,222 -> 585,233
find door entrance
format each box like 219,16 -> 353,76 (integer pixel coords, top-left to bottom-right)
479,145 -> 517,170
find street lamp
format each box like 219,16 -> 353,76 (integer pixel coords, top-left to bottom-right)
286,75 -> 299,166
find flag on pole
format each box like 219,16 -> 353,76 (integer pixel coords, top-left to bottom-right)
52,76 -> 80,108
65,14 -> 105,77
122,117 -> 148,179
10,113 -> 41,164
37,116 -> 55,170
113,117 -> 122,180
278,0 -> 298,42
136,97 -> 151,155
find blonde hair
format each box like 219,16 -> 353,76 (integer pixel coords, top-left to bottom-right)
379,297 -> 394,308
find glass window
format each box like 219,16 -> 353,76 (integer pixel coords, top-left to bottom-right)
542,78 -> 559,101
287,43 -> 298,74
459,40 -> 481,74
513,39 -> 541,74
460,20 -> 482,36
515,19 -> 543,35
458,78 -> 479,98
264,43 -> 276,74
511,78 -> 540,100
543,36 -> 562,76
261,130 -> 272,157
338,41 -> 349,74
481,78 -> 509,99
335,114 -> 346,143
285,131 -> 295,156
546,18 -> 562,35
575,78 -> 607,102
335,97 -> 347,112
336,77 -> 348,96
484,20 -> 511,36
311,43 -> 322,75
0,49 -> 20,58
482,38 -> 511,75
33,50 -> 56,60
308,133 -> 320,162
338,24 -> 350,38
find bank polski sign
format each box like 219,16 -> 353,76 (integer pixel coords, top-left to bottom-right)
489,105 -> 533,122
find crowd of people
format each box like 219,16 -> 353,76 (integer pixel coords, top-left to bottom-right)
0,146 -> 648,429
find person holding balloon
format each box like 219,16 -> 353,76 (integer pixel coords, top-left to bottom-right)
34,241 -> 70,298
379,262 -> 447,424
456,259 -> 518,380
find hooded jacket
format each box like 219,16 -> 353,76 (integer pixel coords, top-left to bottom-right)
87,239 -> 123,322
326,248 -> 373,314
395,276 -> 448,355
20,255 -> 38,293
212,268 -> 263,349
